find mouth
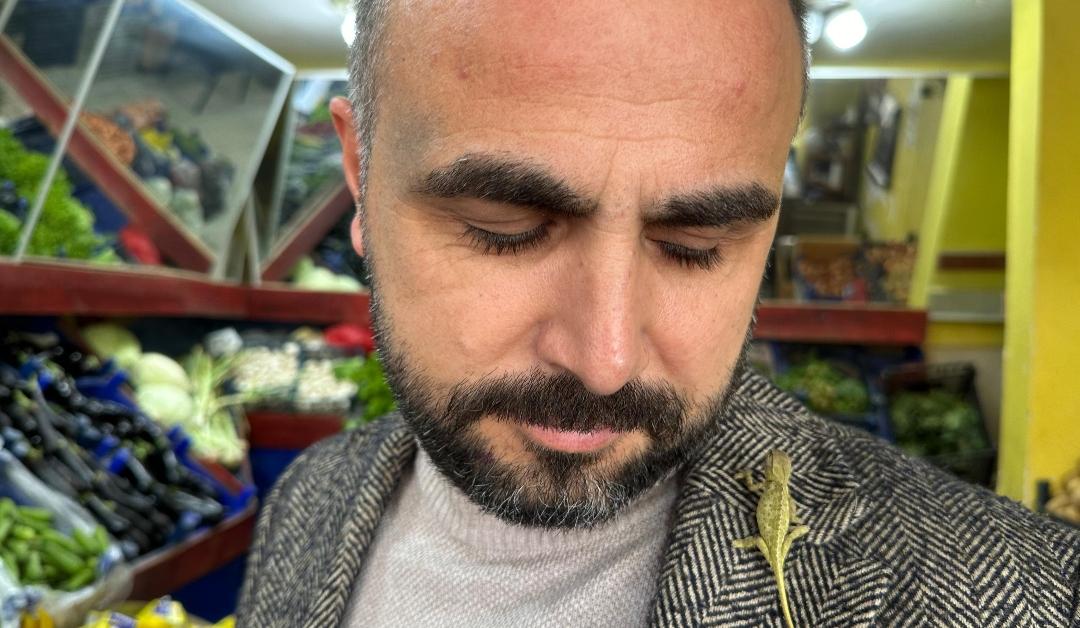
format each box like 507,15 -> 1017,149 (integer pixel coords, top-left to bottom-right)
519,424 -> 624,454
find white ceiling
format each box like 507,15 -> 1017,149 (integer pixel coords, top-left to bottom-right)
195,0 -> 1012,74
809,0 -> 1011,73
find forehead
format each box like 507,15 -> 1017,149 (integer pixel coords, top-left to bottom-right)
377,0 -> 803,186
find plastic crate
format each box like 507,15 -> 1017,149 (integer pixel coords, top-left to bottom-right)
768,343 -> 891,440
882,362 -> 996,487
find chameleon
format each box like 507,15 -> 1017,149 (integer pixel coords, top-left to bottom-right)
733,449 -> 809,628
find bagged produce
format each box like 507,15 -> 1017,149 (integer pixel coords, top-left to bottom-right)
81,597 -> 233,628
0,450 -> 128,628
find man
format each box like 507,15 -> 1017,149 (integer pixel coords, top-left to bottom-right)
238,1 -> 1080,626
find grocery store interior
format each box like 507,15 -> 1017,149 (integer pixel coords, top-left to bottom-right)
0,0 -> 1078,624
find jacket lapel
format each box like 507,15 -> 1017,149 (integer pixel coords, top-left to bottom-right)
650,374 -> 894,627
301,421 -> 417,628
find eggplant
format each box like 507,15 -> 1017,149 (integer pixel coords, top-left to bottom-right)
157,488 -> 224,524
82,495 -> 129,536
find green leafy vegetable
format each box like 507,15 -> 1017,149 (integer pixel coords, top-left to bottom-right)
81,323 -> 142,370
334,353 -> 397,425
181,347 -> 247,466
775,357 -> 870,415
136,383 -> 195,426
890,390 -> 986,458
0,128 -> 113,260
133,352 -> 191,391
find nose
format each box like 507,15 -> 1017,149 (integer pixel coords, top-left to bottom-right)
536,239 -> 651,396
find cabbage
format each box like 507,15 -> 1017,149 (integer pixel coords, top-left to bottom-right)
292,257 -> 362,292
81,323 -> 141,370
134,353 -> 191,391
136,383 -> 194,426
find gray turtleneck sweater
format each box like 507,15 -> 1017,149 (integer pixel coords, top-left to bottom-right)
345,449 -> 679,627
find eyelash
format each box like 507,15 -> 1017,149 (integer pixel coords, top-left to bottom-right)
654,240 -> 724,270
463,224 -> 724,270
462,223 -> 551,255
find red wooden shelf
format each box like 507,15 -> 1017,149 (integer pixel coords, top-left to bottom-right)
0,259 -> 370,326
128,501 -> 257,600
0,35 -> 214,271
246,411 -> 345,450
0,262 -> 924,345
754,300 -> 927,346
938,251 -> 1006,271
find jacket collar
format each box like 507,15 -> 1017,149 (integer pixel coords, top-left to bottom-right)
309,373 -> 893,627
650,372 -> 894,627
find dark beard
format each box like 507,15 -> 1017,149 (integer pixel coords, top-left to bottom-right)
364,253 -> 750,529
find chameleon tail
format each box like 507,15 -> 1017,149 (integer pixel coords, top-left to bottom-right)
775,566 -> 795,628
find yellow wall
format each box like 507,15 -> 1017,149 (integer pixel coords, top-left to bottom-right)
908,77 -> 1011,306
939,79 -> 1010,252
861,79 -> 945,241
1000,0 -> 1080,504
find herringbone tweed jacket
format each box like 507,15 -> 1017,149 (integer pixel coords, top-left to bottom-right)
237,372 -> 1080,627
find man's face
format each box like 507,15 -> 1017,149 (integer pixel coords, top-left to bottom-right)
333,0 -> 803,527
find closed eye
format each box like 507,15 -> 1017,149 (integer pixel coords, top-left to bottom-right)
461,223 -> 551,255
652,240 -> 724,270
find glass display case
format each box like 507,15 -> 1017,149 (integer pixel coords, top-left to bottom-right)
0,0 -> 294,274
255,71 -> 360,289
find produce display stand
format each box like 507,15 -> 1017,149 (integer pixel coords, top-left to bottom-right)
0,259 -> 371,326
1,0 -> 296,277
260,181 -> 353,282
128,500 -> 257,601
246,411 -> 345,450
0,32 -> 214,271
131,457 -> 258,601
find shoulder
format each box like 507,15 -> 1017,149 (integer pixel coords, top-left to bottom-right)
828,420 -> 1080,619
727,373 -> 1079,620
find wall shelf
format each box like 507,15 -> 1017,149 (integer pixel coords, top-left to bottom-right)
0,259 -> 370,325
755,300 -> 927,346
246,411 -> 345,450
0,35 -> 215,271
1,261 -> 926,344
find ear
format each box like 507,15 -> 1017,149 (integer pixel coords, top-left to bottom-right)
331,96 -> 365,257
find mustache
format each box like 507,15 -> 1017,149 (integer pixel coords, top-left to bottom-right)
442,369 -> 690,441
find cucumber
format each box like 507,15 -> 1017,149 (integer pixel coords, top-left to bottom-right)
11,525 -> 37,541
41,529 -> 80,554
0,549 -> 18,574
93,526 -> 109,552
15,513 -> 50,533
7,539 -> 30,556
17,507 -> 53,523
24,551 -> 44,582
72,528 -> 98,555
0,517 -> 13,544
59,566 -> 95,592
40,543 -> 83,575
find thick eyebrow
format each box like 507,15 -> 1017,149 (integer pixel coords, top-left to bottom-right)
650,183 -> 780,229
412,154 -> 597,217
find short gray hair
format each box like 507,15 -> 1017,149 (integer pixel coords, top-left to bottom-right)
347,0 -> 809,202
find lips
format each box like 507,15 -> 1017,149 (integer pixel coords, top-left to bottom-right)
520,424 -> 622,454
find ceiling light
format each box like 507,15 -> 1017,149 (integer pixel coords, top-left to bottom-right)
341,6 -> 356,47
824,8 -> 867,51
